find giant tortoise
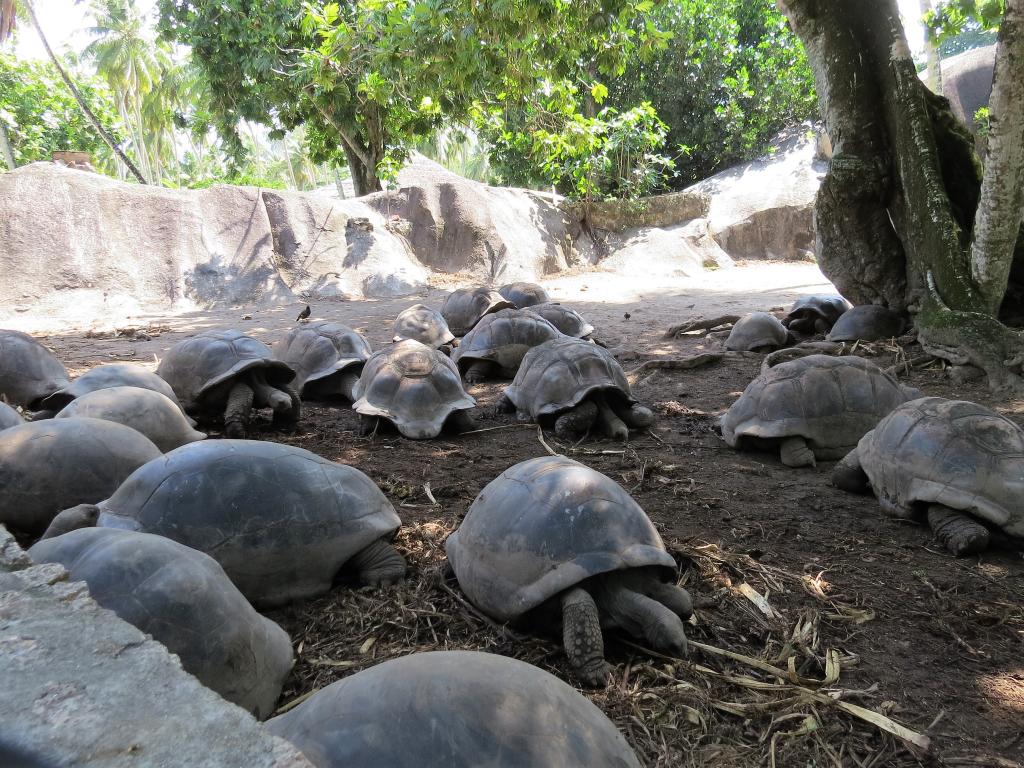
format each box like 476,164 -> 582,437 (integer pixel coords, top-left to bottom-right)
498,281 -> 550,309
528,303 -> 595,340
392,304 -> 456,351
266,651 -> 641,767
352,340 -> 476,439
0,402 -> 23,431
38,363 -> 186,416
30,528 -> 293,718
501,337 -> 653,440
725,312 -> 790,352
274,322 -> 372,402
826,305 -> 906,342
43,440 -> 404,608
782,295 -> 852,335
0,418 -> 161,537
55,386 -> 205,452
441,288 -> 514,336
447,457 -> 691,686
0,331 -> 70,410
158,330 -> 299,437
721,354 -> 920,467
833,397 -> 1024,555
451,309 -> 563,382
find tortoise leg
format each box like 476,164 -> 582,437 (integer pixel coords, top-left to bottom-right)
560,587 -> 612,687
779,436 -> 815,468
336,371 -> 361,402
41,504 -> 100,539
224,381 -> 254,438
832,448 -> 870,494
347,539 -> 406,586
927,505 -> 990,556
271,384 -> 302,429
438,343 -> 454,357
554,400 -> 598,439
594,392 -> 629,441
464,360 -> 494,384
594,576 -> 688,656
495,393 -> 516,414
611,400 -> 655,430
358,414 -> 379,436
445,409 -> 476,434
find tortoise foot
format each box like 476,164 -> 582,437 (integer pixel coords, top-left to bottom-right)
555,400 -> 598,439
928,505 -> 990,556
779,437 -> 816,468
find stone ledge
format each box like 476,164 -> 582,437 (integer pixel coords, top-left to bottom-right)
0,526 -> 312,768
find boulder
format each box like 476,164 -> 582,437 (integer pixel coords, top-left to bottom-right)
686,133 -> 825,261
937,45 -> 995,134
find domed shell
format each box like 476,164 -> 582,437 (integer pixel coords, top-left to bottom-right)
0,402 -> 23,431
504,337 -> 635,420
726,312 -> 789,351
783,294 -> 852,329
451,309 -> 563,377
441,288 -> 514,336
0,418 -> 161,536
157,330 -> 295,412
392,304 -> 456,348
446,456 -> 675,622
0,330 -> 71,409
266,651 -> 641,768
528,303 -> 595,339
353,340 -> 476,439
498,282 -> 550,309
855,397 -> 1024,538
55,386 -> 206,452
40,362 -> 185,414
274,322 -> 372,394
827,305 -> 906,342
93,440 -> 401,607
29,528 -> 294,719
721,355 -> 919,451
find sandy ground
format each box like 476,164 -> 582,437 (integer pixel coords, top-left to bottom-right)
12,260 -> 1024,767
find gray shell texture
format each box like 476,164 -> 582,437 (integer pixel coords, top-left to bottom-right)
827,305 -> 906,342
55,386 -> 206,452
528,302 -> 595,338
0,330 -> 71,409
157,330 -> 295,412
0,417 -> 161,536
498,281 -> 551,309
274,322 -> 372,394
29,528 -> 294,719
40,362 -> 185,414
451,308 -> 564,377
266,651 -> 641,768
726,312 -> 789,351
392,304 -> 456,348
854,397 -> 1024,538
721,354 -> 920,451
352,340 -> 476,439
504,336 -> 635,420
0,402 -> 23,431
441,288 -> 515,336
446,456 -> 675,623
94,440 -> 401,608
784,294 -> 853,326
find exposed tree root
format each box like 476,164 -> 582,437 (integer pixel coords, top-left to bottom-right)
665,315 -> 740,338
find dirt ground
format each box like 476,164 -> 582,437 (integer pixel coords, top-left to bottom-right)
28,261 -> 1024,767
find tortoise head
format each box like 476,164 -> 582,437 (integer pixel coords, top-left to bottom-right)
40,504 -> 101,540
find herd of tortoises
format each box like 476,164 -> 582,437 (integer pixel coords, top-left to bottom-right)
1,283 -> 1021,767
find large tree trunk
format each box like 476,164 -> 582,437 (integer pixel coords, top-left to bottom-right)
24,0 -> 147,184
341,140 -> 382,197
0,120 -> 16,170
777,0 -> 1024,394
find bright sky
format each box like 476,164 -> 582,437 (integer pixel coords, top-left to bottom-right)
15,0 -> 928,63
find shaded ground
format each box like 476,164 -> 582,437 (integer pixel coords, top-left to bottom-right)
31,261 -> 1024,767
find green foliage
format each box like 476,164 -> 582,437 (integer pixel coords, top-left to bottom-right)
480,97 -> 675,199
937,21 -> 997,56
0,51 -> 124,169
926,0 -> 1004,40
604,0 -> 817,186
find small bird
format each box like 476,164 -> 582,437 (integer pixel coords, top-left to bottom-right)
296,304 -> 311,322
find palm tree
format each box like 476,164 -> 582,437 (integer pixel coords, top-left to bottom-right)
1,0 -> 146,181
